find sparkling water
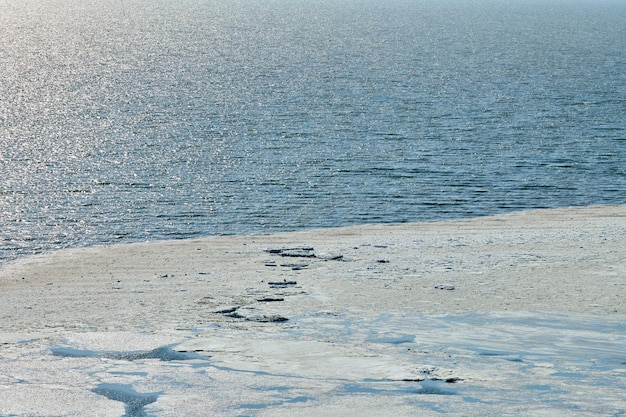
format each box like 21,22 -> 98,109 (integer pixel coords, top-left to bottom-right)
1,0 -> 625,261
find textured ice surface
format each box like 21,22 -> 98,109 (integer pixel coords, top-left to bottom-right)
1,312 -> 624,416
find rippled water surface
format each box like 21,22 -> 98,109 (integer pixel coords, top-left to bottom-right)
1,0 -> 625,261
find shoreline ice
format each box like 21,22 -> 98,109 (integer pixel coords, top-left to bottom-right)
1,205 -> 625,416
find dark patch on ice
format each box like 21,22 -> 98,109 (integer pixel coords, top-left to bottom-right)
268,280 -> 298,287
92,383 -> 161,417
280,262 -> 309,270
434,284 -> 455,290
431,377 -> 463,384
264,247 -> 315,258
256,297 -> 285,302
226,310 -> 289,322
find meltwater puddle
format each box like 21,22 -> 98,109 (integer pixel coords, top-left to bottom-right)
51,344 -> 206,362
92,383 -> 161,417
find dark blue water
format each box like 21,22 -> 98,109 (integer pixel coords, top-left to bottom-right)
1,0 -> 625,262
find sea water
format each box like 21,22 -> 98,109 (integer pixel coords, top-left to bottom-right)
1,0 -> 625,262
